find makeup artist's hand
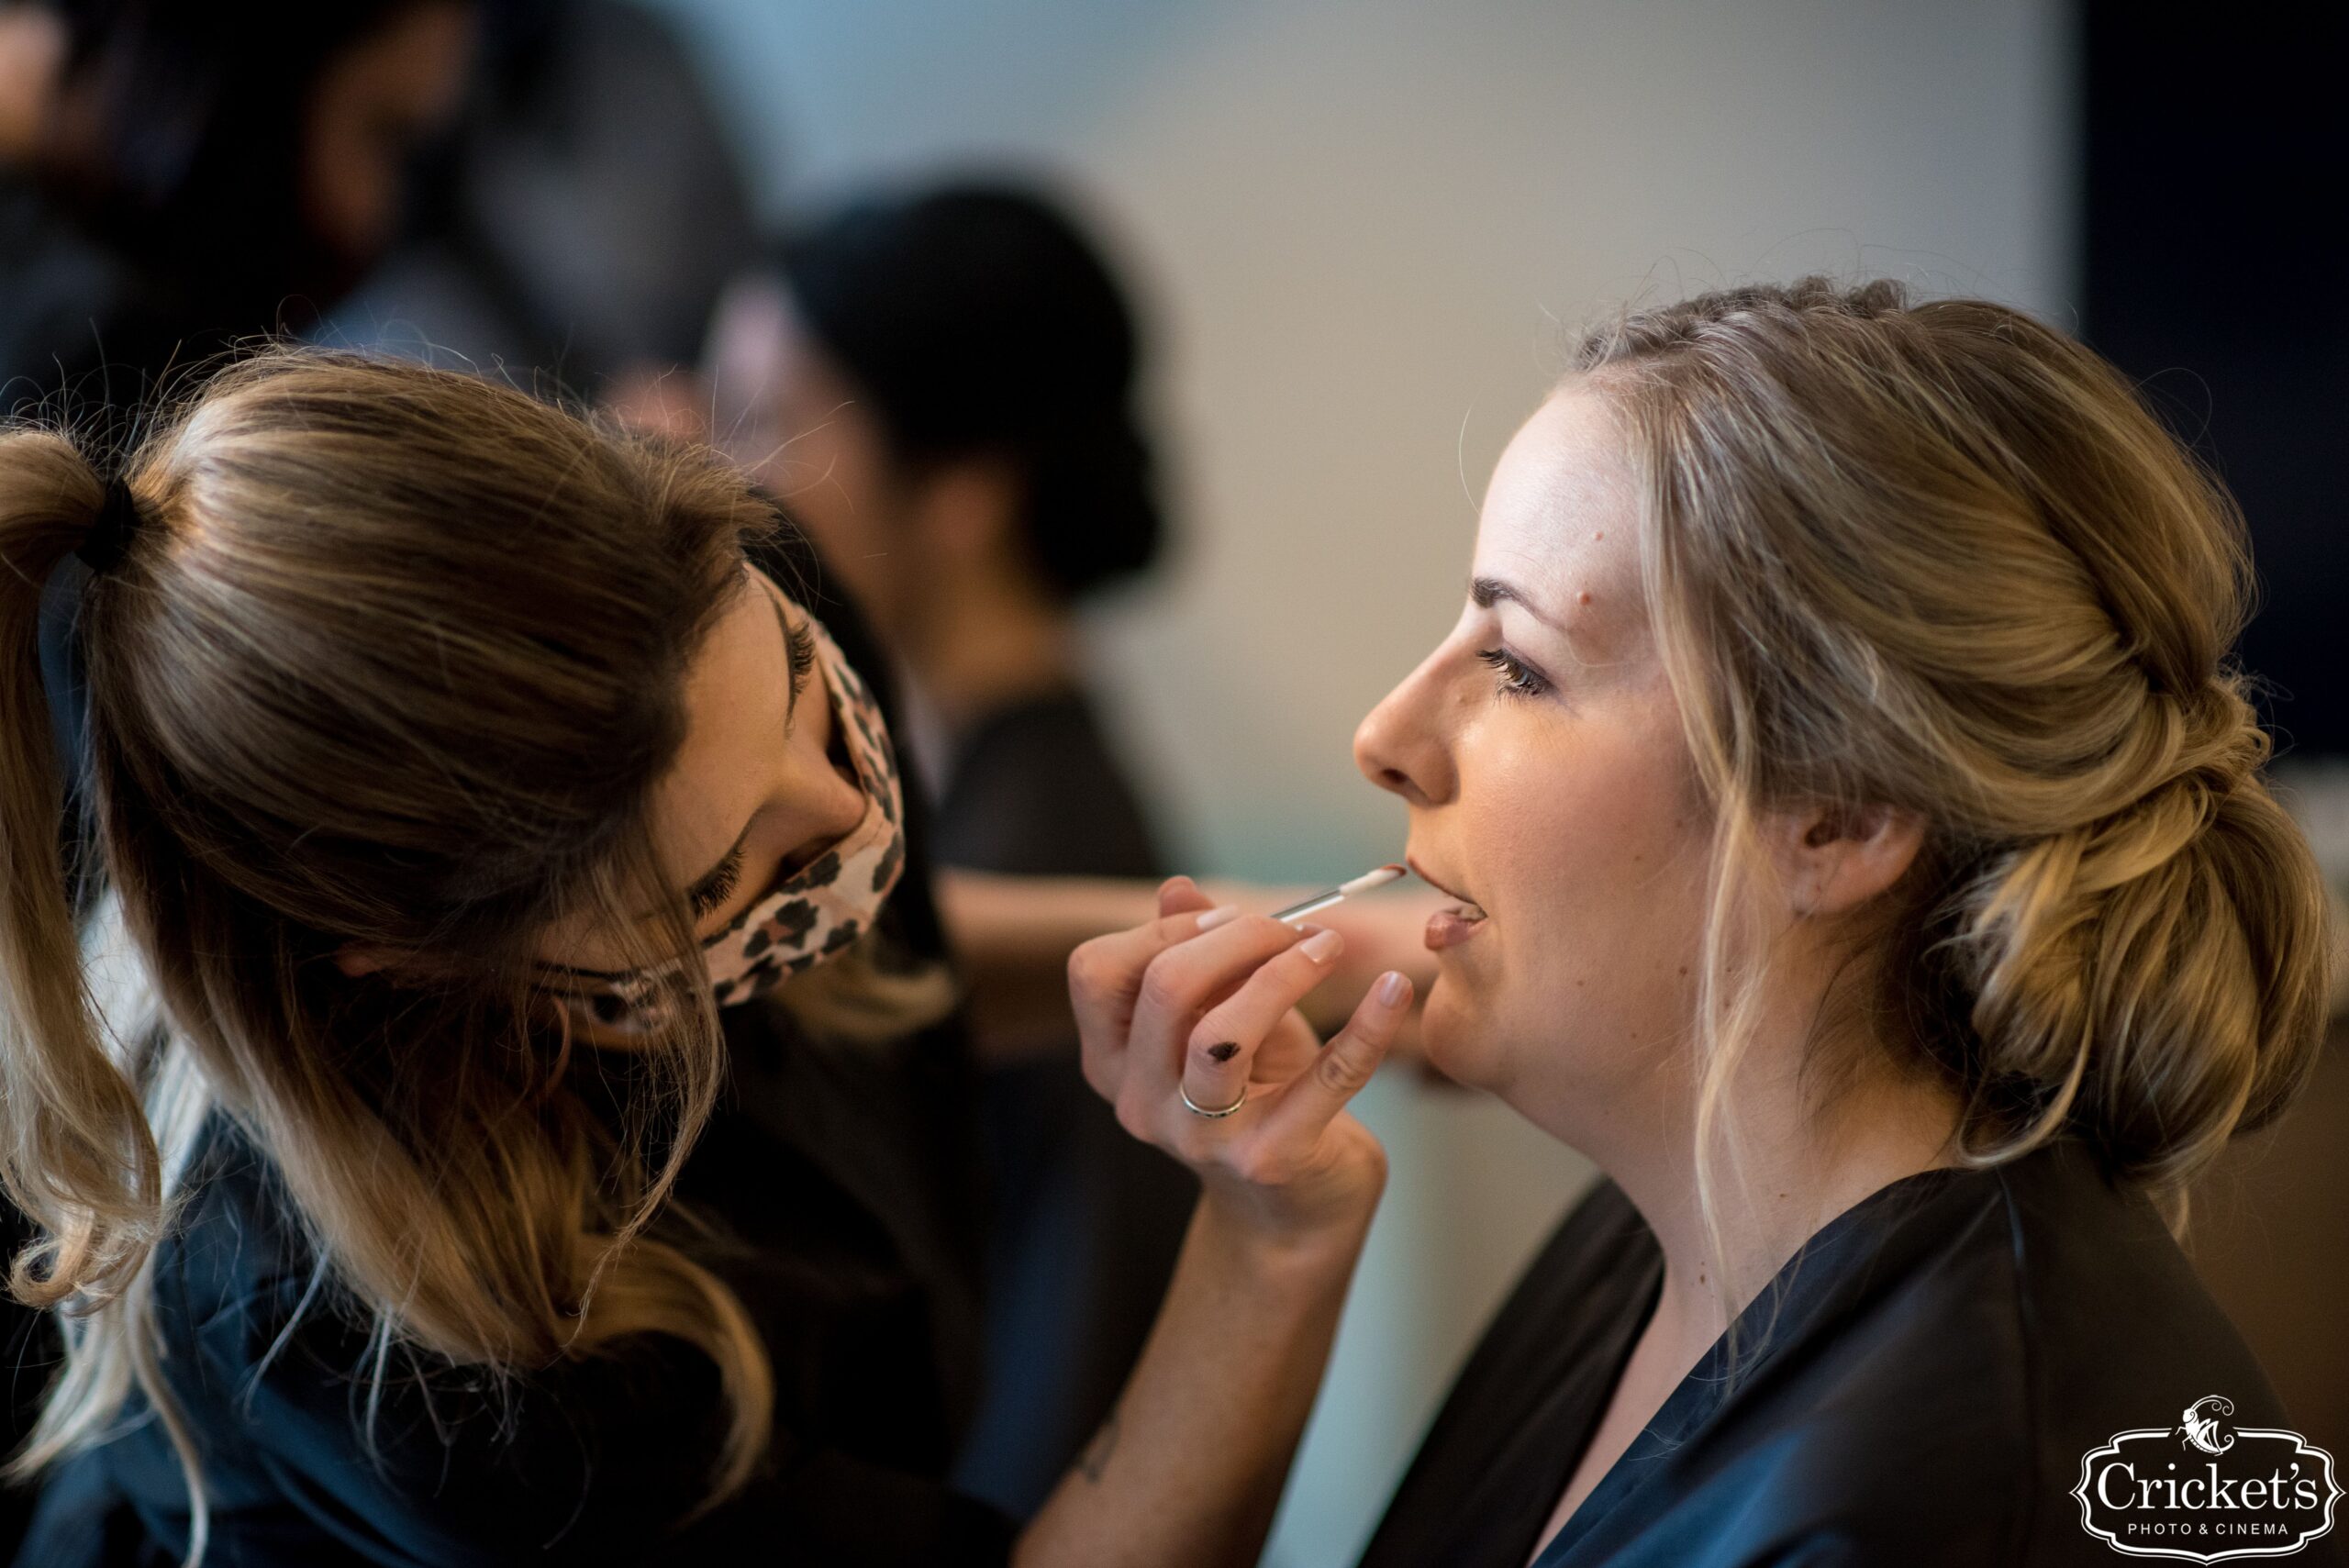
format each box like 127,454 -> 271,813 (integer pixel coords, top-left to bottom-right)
1068,876 -> 1411,1244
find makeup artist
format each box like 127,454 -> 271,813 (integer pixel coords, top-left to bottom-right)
0,349 -> 1412,1567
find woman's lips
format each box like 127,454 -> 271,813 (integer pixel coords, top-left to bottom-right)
1424,906 -> 1488,951
1409,857 -> 1488,951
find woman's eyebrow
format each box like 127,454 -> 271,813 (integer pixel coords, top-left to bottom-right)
1470,575 -> 1565,629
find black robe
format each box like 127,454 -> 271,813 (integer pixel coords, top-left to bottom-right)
1358,1137 -> 2343,1568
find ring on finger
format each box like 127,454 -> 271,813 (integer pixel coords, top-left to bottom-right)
1180,1082 -> 1249,1119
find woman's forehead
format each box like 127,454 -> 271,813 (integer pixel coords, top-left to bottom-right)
1474,389 -> 1647,662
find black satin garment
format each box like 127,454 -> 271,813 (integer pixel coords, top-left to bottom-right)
1359,1138 -> 2342,1568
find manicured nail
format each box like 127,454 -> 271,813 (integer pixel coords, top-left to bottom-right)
1300,928 -> 1345,963
1195,905 -> 1241,932
1375,970 -> 1410,1006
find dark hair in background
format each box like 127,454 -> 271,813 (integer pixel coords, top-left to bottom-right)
775,182 -> 1165,603
33,0 -> 437,336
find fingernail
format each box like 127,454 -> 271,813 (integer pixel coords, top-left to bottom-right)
1375,970 -> 1410,1006
1300,928 -> 1345,963
1195,905 -> 1241,932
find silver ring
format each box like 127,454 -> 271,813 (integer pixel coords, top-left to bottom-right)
1180,1081 -> 1249,1119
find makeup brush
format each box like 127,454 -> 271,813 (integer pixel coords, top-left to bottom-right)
1270,863 -> 1408,925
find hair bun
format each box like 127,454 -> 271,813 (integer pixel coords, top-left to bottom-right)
1957,681 -> 2321,1186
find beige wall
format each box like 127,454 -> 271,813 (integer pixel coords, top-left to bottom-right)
649,0 -> 2077,1557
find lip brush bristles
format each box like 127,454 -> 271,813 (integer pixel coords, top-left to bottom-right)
1271,863 -> 1408,925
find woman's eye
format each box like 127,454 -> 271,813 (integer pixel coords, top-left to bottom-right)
1475,647 -> 1550,699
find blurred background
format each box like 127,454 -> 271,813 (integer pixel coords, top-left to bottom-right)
5,1 -> 2339,1562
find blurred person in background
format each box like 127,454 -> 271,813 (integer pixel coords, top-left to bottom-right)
0,0 -> 474,411
703,182 -> 1198,1519
325,0 -> 759,412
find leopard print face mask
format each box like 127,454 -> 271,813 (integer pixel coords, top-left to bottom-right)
545,598 -> 907,1039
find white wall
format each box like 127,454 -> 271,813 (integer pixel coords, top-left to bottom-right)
641,2 -> 2077,1559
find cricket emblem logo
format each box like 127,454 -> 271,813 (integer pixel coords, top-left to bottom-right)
2075,1395 -> 2343,1562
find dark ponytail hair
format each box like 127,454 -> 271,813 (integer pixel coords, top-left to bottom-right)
775,180 -> 1165,602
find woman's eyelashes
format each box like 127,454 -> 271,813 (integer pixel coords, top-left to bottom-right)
1475,644 -> 1553,700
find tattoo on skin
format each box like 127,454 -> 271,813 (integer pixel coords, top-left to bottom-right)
1078,1409 -> 1121,1483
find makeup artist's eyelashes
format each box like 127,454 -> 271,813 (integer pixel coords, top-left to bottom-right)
689,846 -> 746,917
1475,646 -> 1551,699
786,617 -> 818,695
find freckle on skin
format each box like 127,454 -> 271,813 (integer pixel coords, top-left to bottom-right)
1577,591 -> 1592,605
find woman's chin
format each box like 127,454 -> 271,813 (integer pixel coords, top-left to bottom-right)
1416,982 -> 1497,1089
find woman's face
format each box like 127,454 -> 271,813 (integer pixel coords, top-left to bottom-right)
707,284 -> 909,631
301,2 -> 475,266
1353,386 -> 1713,1132
535,565 -> 868,971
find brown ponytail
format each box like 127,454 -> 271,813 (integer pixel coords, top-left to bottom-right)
1,353 -> 788,1556
0,436 -> 162,1307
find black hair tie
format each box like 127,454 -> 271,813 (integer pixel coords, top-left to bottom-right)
77,474 -> 145,573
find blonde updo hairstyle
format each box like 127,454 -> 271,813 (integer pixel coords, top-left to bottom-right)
1575,279 -> 2330,1262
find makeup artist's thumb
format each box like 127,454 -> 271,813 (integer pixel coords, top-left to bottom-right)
1271,970 -> 1412,1137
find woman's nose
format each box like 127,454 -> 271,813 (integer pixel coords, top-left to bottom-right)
1353,652 -> 1454,807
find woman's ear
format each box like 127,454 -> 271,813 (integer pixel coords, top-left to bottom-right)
911,455 -> 1023,567
1767,800 -> 1926,919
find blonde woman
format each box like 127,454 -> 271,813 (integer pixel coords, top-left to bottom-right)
0,351 -> 1412,1566
1072,279 -> 2335,1567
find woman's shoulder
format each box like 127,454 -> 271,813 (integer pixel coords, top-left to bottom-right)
1669,1140 -> 2308,1567
150,1118 -> 323,1346
1370,1141 -> 2315,1568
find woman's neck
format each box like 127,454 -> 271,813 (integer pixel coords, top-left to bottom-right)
1562,968 -> 1966,1368
900,562 -> 1076,737
1633,1068 -> 1962,1367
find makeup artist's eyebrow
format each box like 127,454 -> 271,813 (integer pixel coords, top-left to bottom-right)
1470,575 -> 1568,630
